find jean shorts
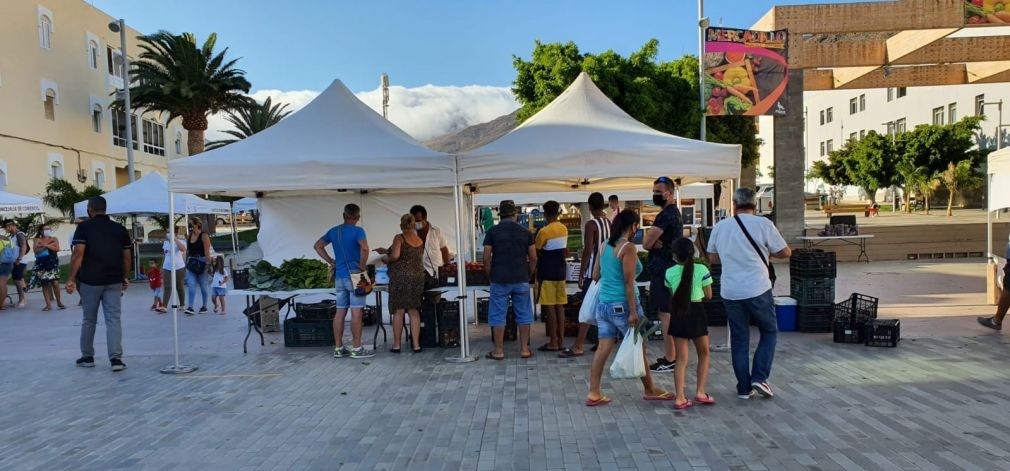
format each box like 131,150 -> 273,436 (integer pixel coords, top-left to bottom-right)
0,263 -> 13,277
489,282 -> 533,327
151,287 -> 163,297
335,276 -> 367,309
212,287 -> 228,297
596,300 -> 644,340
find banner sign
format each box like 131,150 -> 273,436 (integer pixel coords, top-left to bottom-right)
703,28 -> 788,116
965,1 -> 1010,25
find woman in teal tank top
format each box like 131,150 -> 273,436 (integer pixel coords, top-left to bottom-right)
586,210 -> 672,406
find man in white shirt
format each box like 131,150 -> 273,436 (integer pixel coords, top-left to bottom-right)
708,188 -> 791,400
410,205 -> 451,280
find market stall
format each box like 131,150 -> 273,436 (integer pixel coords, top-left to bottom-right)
72,173 -> 230,220
988,147 -> 1010,292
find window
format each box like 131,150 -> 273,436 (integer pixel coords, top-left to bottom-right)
896,87 -> 907,98
849,132 -> 858,141
826,107 -> 834,123
886,121 -> 895,136
91,105 -> 102,133
50,161 -> 63,179
976,94 -> 986,116
849,97 -> 858,115
106,46 -> 124,78
39,15 -> 52,49
142,119 -> 166,156
859,94 -> 866,112
933,107 -> 945,125
174,131 -> 183,155
896,118 -> 907,133
820,142 -> 825,157
826,140 -> 834,152
819,110 -> 825,125
94,169 -> 105,190
887,88 -> 894,102
949,103 -> 957,123
859,130 -> 866,140
88,40 -> 99,69
43,89 -> 56,120
112,109 -> 138,149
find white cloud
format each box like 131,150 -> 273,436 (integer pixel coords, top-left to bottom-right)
206,84 -> 518,142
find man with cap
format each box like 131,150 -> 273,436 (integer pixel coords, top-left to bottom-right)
643,176 -> 683,373
483,200 -> 537,360
67,196 -> 132,372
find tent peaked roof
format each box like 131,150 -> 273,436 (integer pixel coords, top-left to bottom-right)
74,173 -> 230,218
168,79 -> 456,196
459,72 -> 741,192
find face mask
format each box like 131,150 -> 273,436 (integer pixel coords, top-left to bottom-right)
43,230 -> 52,237
415,222 -> 424,231
652,194 -> 666,206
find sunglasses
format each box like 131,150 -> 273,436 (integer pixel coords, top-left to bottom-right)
654,176 -> 674,185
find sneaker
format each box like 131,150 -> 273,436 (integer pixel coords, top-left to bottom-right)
737,390 -> 756,400
752,382 -> 774,398
198,307 -> 208,314
75,356 -> 95,368
650,358 -> 676,373
978,316 -> 1003,331
350,347 -> 376,359
111,358 -> 127,372
184,307 -> 195,316
333,346 -> 351,358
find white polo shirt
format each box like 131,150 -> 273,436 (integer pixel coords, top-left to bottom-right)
707,214 -> 788,300
421,224 -> 450,276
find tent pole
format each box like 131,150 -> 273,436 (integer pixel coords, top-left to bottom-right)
161,191 -> 197,375
447,156 -> 477,363
988,173 -> 994,262
229,202 -> 239,257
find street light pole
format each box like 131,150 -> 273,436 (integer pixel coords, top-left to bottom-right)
110,19 -> 135,184
882,122 -> 898,213
698,0 -> 707,142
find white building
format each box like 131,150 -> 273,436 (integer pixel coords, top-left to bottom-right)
758,83 -> 1007,198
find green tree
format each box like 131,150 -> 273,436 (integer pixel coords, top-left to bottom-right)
900,116 -> 985,215
205,97 -> 291,151
810,147 -> 853,187
512,40 -> 760,168
41,179 -> 104,220
843,131 -> 897,204
940,160 -> 984,216
124,31 -> 251,156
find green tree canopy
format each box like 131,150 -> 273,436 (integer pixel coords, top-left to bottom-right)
206,97 -> 292,151
42,179 -> 104,220
512,40 -> 760,168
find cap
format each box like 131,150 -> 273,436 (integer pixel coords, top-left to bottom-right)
499,200 -> 517,217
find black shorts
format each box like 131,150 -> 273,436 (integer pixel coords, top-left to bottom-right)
650,273 -> 671,315
11,264 -> 26,281
668,302 -> 709,339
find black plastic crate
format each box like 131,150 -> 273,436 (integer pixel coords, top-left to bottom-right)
232,269 -> 250,290
832,320 -> 866,344
797,305 -> 833,333
790,249 -> 837,278
790,277 -> 836,306
420,304 -> 439,348
477,298 -> 489,324
283,318 -> 334,347
362,306 -> 377,327
833,293 -> 879,324
294,301 -> 336,321
705,300 -> 727,326
504,308 -> 518,341
865,319 -> 900,347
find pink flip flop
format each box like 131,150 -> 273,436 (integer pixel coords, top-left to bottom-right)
586,396 -> 613,407
694,394 -> 716,405
674,400 -> 694,410
643,391 -> 676,401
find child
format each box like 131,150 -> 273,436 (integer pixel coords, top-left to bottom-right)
147,260 -> 164,312
664,237 -> 714,410
211,256 -> 229,314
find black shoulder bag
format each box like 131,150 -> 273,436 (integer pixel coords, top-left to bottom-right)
734,216 -> 776,288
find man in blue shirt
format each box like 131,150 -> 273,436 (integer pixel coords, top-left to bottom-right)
314,204 -> 373,359
483,200 -> 537,360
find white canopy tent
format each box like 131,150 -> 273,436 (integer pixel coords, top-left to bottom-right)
232,197 -> 257,213
0,191 -> 44,214
987,148 -> 1010,290
472,183 -> 715,207
73,173 -> 230,219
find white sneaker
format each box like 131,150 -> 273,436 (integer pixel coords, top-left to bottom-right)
752,382 -> 774,398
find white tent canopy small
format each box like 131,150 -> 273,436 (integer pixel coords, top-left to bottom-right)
0,191 -> 44,214
459,72 -> 741,193
73,173 -> 230,219
232,197 -> 257,213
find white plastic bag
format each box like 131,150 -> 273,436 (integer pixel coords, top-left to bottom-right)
609,328 -> 645,379
578,281 -> 600,325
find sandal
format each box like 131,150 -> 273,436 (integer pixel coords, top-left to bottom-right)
558,348 -> 584,358
412,347 -> 422,354
58,304 -> 66,310
674,400 -> 694,410
537,344 -> 560,352
390,348 -> 401,354
694,394 -> 716,405
485,352 -> 504,361
41,307 -> 51,312
643,391 -> 676,401
585,396 -> 612,407
520,351 -> 534,359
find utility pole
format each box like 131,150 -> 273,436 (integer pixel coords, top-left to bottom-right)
381,73 -> 390,120
698,0 -> 708,142
109,20 -> 135,183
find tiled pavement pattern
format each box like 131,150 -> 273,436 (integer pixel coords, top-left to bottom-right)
3,317 -> 1010,471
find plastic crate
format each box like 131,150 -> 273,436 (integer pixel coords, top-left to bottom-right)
833,293 -> 879,324
832,320 -> 866,344
865,319 -> 900,347
283,318 -> 334,347
790,277 -> 836,306
232,269 -> 250,290
420,304 -> 439,348
705,300 -> 727,326
504,307 -> 518,341
362,306 -> 377,327
790,249 -> 837,279
477,298 -> 489,324
294,301 -> 336,321
797,305 -> 833,333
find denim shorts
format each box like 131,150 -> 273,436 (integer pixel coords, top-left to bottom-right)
335,276 -> 367,309
489,282 -> 533,327
212,287 -> 228,297
151,287 -> 163,297
596,300 -> 644,340
0,263 -> 13,277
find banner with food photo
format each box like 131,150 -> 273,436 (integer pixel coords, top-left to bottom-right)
703,28 -> 788,117
965,0 -> 1010,25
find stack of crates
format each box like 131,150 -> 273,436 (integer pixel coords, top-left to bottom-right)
832,293 -> 878,344
437,301 -> 461,348
790,249 -> 837,333
705,264 -> 726,326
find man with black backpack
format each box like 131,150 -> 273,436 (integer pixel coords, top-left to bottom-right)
4,220 -> 29,308
707,188 -> 791,400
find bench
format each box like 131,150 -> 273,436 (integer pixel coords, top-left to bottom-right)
823,205 -> 871,218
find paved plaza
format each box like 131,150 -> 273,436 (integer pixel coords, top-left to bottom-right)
2,261 -> 1010,470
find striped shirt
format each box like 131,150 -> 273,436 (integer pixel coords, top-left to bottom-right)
535,221 -> 569,281
584,216 -> 611,280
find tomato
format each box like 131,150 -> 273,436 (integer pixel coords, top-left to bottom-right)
973,0 -> 984,6
713,71 -> 724,80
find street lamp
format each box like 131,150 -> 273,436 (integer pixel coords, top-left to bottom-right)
108,19 -> 135,184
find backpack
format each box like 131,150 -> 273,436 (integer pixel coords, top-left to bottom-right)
0,238 -> 16,264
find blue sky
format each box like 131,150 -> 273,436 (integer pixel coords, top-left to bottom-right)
89,0 -> 853,92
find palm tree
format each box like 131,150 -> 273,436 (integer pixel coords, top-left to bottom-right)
125,31 -> 251,155
205,97 -> 292,151
941,160 -> 984,217
42,179 -> 104,220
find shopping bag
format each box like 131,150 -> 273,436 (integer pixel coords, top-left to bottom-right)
609,327 -> 646,379
578,281 -> 600,325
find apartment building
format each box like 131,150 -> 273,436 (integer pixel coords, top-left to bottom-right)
758,83 -> 1007,196
0,0 -> 188,204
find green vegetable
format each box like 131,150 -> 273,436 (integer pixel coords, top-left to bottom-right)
724,96 -> 752,114
966,3 -> 987,16
704,74 -> 727,100
278,258 -> 331,290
